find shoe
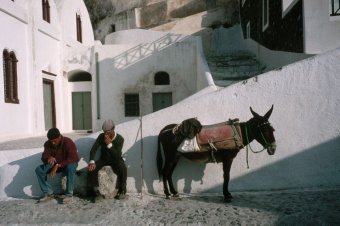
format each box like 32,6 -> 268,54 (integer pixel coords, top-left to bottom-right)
61,194 -> 73,204
38,194 -> 54,203
94,194 -> 105,203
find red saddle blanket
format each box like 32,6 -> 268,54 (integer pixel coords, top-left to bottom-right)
197,121 -> 243,151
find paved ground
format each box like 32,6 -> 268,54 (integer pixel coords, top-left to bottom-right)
0,187 -> 339,225
0,132 -> 91,151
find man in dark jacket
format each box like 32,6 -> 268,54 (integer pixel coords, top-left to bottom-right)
35,128 -> 79,203
87,119 -> 127,200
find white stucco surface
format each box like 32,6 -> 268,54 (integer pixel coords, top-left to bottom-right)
303,1 -> 340,53
0,0 -> 95,141
90,29 -> 213,131
1,47 -> 339,198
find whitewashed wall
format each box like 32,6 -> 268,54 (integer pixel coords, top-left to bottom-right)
0,2 -> 32,140
0,0 -> 95,141
57,0 -> 94,46
1,47 -> 339,199
303,1 -> 340,54
91,29 -> 212,132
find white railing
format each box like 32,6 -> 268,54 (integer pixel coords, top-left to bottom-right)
113,33 -> 186,69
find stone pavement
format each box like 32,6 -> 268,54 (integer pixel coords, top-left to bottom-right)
0,187 -> 339,225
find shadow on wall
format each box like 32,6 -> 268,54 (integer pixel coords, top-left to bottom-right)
5,152 -> 43,198
172,158 -> 207,193
4,137 -> 96,198
203,136 -> 340,194
124,135 -> 206,194
74,137 -> 97,167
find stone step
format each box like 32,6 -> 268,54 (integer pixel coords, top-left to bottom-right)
207,54 -> 265,87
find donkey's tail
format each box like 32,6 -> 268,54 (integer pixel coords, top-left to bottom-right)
157,136 -> 163,181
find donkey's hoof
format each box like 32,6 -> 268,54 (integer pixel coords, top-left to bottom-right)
165,195 -> 171,199
171,195 -> 182,201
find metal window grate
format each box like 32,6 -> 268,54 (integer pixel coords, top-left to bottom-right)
125,94 -> 140,117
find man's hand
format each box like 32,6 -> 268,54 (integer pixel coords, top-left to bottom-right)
47,157 -> 57,165
104,134 -> 111,145
88,163 -> 96,172
50,164 -> 58,177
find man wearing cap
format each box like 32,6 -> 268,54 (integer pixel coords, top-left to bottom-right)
35,128 -> 79,203
87,119 -> 127,200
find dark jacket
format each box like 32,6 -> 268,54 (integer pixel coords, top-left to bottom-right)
89,133 -> 124,163
41,136 -> 79,168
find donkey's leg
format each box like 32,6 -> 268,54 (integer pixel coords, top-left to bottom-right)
222,157 -> 234,203
162,162 -> 172,199
168,155 -> 180,197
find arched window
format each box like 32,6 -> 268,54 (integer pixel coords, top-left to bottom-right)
42,0 -> 50,23
154,71 -> 170,85
3,49 -> 19,104
76,14 -> 82,43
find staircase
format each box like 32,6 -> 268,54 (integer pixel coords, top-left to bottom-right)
207,53 -> 265,87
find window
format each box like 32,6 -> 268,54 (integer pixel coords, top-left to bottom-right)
76,14 -> 82,43
246,22 -> 250,39
262,0 -> 269,31
110,24 -> 116,33
42,0 -> 50,23
154,71 -> 170,85
3,49 -> 19,104
331,0 -> 340,16
125,94 -> 139,117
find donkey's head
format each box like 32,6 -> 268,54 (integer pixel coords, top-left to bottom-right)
248,105 -> 276,155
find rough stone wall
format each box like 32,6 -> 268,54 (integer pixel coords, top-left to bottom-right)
84,0 -> 239,41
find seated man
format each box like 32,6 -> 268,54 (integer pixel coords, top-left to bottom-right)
35,128 -> 79,203
87,119 -> 127,200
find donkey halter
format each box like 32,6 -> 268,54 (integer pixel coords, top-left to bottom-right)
245,120 -> 276,168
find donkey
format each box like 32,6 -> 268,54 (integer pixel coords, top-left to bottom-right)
157,106 -> 276,202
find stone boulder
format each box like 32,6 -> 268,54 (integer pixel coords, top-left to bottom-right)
61,166 -> 117,198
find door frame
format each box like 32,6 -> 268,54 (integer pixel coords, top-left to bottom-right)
43,79 -> 56,129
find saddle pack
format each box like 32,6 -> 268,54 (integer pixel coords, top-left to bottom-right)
177,119 -> 243,153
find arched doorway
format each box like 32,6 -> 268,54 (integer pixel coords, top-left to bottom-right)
68,71 -> 92,131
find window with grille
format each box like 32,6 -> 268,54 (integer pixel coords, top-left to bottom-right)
3,49 -> 19,104
42,0 -> 50,23
125,94 -> 140,117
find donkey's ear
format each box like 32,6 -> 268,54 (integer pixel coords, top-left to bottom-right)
250,107 -> 260,117
264,105 -> 274,120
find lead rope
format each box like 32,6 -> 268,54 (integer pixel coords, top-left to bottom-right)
245,125 -> 267,169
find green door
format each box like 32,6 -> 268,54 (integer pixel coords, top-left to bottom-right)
152,92 -> 172,112
72,92 -> 92,130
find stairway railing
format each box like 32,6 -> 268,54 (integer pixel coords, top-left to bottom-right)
112,33 -> 186,69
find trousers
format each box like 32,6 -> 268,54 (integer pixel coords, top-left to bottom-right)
35,162 -> 78,195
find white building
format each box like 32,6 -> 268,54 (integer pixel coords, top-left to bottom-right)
239,0 -> 340,71
0,0 -> 212,141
